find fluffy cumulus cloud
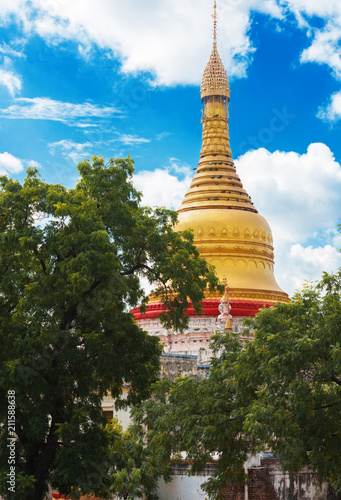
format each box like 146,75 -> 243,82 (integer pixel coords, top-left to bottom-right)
0,152 -> 42,178
0,152 -> 41,175
0,0 -> 283,86
284,243 -> 341,293
300,21 -> 341,79
0,0 -> 341,95
0,97 -> 121,126
317,91 -> 341,121
0,0 -> 23,24
236,143 -> 341,242
133,158 -> 192,209
1,0 -> 341,99
27,159 -> 42,169
280,0 -> 341,120
133,145 -> 341,295
283,0 -> 341,36
0,152 -> 24,175
332,230 -> 341,249
236,143 -> 341,295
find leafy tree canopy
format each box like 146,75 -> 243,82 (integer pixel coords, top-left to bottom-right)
133,268 -> 341,497
132,333 -> 251,499
99,417 -> 170,500
0,156 -> 220,500
235,268 -> 341,491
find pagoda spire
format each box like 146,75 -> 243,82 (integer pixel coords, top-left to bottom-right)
213,1 -> 217,48
178,1 -> 256,215
176,1 -> 289,305
200,1 -> 229,100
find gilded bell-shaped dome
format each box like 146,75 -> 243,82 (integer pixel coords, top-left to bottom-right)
176,3 -> 289,305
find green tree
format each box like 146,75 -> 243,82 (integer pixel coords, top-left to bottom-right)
132,333 -> 252,499
99,418 -> 170,500
133,269 -> 341,496
0,156 -> 220,500
235,269 -> 341,491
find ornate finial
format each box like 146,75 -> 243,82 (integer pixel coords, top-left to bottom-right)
213,1 -> 217,47
200,1 -> 230,99
221,276 -> 230,304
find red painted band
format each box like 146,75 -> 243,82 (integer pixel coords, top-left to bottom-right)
131,299 -> 274,320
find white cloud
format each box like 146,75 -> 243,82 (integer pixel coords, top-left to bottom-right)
0,0 -> 283,86
133,158 -> 192,209
48,139 -> 93,163
1,0 -> 341,96
134,169 -> 190,209
0,152 -> 24,175
0,69 -> 22,96
332,231 -> 341,249
0,153 -> 43,176
300,20 -> 341,79
116,134 -> 150,146
0,0 -> 24,20
236,143 -> 341,243
236,143 -> 341,295
133,146 -> 341,296
317,91 -> 341,121
48,134 -> 150,164
284,243 -> 341,293
283,0 -> 341,19
0,97 -> 122,125
274,1 -> 341,120
286,0 -> 341,79
167,157 -> 193,176
27,159 -> 42,169
0,43 -> 25,58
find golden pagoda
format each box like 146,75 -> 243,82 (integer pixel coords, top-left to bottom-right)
132,1 -> 288,342
175,1 -> 289,306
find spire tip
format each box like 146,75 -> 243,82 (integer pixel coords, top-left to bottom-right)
213,1 -> 217,47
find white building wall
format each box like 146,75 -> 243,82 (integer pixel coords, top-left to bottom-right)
137,315 -> 250,363
157,475 -> 209,500
266,463 -> 338,500
102,385 -> 131,431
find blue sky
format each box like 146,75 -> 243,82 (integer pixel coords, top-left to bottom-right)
0,0 -> 341,296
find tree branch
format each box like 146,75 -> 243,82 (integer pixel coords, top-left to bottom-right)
120,262 -> 154,276
33,248 -> 48,276
313,401 -> 341,410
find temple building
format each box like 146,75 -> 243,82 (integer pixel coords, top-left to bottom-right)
131,1 -> 289,363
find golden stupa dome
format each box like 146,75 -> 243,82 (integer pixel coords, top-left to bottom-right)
176,2 -> 289,305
